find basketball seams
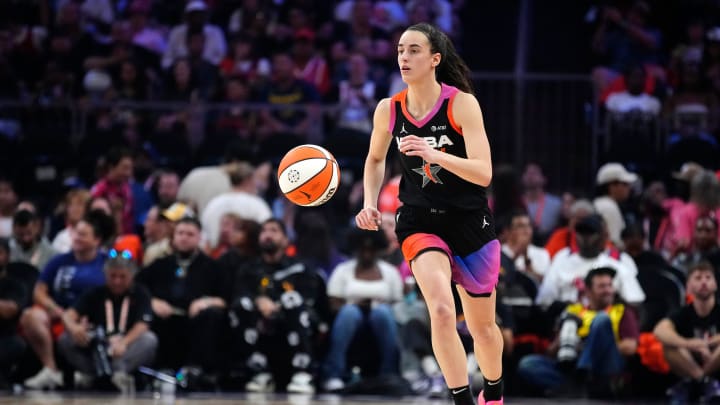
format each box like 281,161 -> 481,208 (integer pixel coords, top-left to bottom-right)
277,144 -> 339,207
280,159 -> 331,194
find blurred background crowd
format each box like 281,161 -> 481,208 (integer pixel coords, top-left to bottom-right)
1,0 -> 720,402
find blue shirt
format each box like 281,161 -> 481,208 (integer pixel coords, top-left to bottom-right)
39,252 -> 106,308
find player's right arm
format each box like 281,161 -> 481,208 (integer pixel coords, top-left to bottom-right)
356,98 -> 393,231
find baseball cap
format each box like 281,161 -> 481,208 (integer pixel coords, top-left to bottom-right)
185,0 -> 207,13
596,163 -> 638,185
672,162 -> 704,182
294,28 -> 316,41
575,214 -> 604,234
584,266 -> 617,286
161,202 -> 195,222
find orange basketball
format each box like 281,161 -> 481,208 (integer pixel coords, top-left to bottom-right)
278,144 -> 341,207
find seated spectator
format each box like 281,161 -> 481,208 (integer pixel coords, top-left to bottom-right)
58,250 -> 157,392
53,189 -> 91,254
142,203 -> 194,267
664,58 -> 719,132
228,219 -> 329,394
521,163 -> 563,245
292,29 -> 331,97
0,238 -> 32,388
593,163 -> 638,248
136,218 -> 226,373
672,216 -> 720,275
518,267 -> 639,397
605,64 -> 661,115
91,148 -> 135,236
0,177 -> 17,238
162,1 -> 227,70
201,162 -> 272,252
21,218 -> 107,390
544,199 -> 596,258
294,211 -> 348,278
669,19 -> 705,82
621,223 -> 683,284
638,180 -> 684,257
501,210 -> 551,283
217,217 -> 260,275
153,170 -> 180,209
668,170 -> 720,257
537,214 -> 645,307
379,211 -> 404,266
10,210 -> 57,270
185,29 -> 220,100
654,262 -> 720,403
219,34 -> 270,83
255,52 -> 320,160
128,0 -> 166,56
323,229 -> 402,391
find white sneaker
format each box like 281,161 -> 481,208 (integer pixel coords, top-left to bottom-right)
73,371 -> 94,389
245,372 -> 274,393
323,377 -> 344,392
287,371 -> 315,394
111,372 -> 135,394
24,367 -> 63,390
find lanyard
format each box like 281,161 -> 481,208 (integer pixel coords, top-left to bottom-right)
105,297 -> 130,335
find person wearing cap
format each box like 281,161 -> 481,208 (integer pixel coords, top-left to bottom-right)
143,202 -> 194,266
654,262 -> 720,403
162,0 -> 227,69
10,209 -> 57,271
537,214 -> 645,307
519,267 -> 639,397
545,199 -> 599,259
293,28 -> 331,96
593,162 -> 638,248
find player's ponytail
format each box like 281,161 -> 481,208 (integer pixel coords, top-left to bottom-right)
407,23 -> 474,94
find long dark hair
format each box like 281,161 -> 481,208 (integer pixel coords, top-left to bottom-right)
406,23 -> 474,94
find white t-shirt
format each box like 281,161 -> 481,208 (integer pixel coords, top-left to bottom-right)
0,216 -> 11,238
501,244 -> 551,276
605,92 -> 661,115
327,259 -> 403,305
536,250 -> 645,306
52,227 -> 73,254
594,196 -> 626,248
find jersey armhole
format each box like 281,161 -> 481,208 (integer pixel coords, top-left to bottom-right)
447,92 -> 463,135
388,98 -> 397,134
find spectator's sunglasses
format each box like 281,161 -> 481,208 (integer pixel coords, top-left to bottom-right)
108,249 -> 133,261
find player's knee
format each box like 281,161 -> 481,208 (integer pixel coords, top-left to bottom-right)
470,322 -> 498,344
428,302 -> 455,328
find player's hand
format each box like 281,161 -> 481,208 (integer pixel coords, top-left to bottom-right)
356,206 -> 381,231
398,135 -> 441,163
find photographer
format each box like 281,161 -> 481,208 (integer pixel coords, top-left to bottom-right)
58,250 -> 157,391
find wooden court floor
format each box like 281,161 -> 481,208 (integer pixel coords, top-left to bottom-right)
0,392 -> 666,404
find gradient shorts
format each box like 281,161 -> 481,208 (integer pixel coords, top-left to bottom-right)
395,205 -> 501,297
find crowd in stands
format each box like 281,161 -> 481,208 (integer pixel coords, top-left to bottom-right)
2,0 -> 720,403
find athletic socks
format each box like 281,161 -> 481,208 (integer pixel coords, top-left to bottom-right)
449,384 -> 474,405
483,376 -> 503,401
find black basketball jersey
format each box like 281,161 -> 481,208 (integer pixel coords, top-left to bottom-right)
389,83 -> 489,211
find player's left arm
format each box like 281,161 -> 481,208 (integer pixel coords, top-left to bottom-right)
401,92 -> 492,186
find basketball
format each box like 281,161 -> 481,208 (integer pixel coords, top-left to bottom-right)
278,144 -> 341,207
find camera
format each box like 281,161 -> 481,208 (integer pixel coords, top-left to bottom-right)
90,326 -> 113,378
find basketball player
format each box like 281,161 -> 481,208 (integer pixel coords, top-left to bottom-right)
356,23 -> 503,405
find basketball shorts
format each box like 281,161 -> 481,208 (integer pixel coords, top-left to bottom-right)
395,205 -> 501,297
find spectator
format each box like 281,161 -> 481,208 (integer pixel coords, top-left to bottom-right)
379,211 -> 404,266
591,1 -> 663,94
544,199 -> 596,258
228,219 -> 329,394
256,52 -> 320,159
201,162 -> 272,251
672,216 -> 720,275
206,77 -> 256,155
162,0 -> 227,70
0,177 -> 17,238
537,214 -> 645,307
669,170 -> 720,257
219,34 -> 271,83
136,218 -> 227,373
0,238 -> 31,388
323,229 -> 402,391
58,250 -> 157,392
292,29 -> 331,97
143,202 -> 194,266
217,216 -> 260,276
10,210 -> 56,270
501,210 -> 551,283
593,162 -> 638,248
53,189 -> 91,254
185,29 -> 220,100
522,163 -> 563,245
91,147 -> 135,235
621,223 -> 683,284
518,267 -> 639,397
112,59 -> 148,101
654,262 -> 720,403
664,58 -> 719,131
670,18 -> 705,79
128,0 -> 167,56
638,181 -> 682,257
154,170 -> 180,208
21,218 -> 106,390
294,211 -> 347,278
605,64 -> 661,115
